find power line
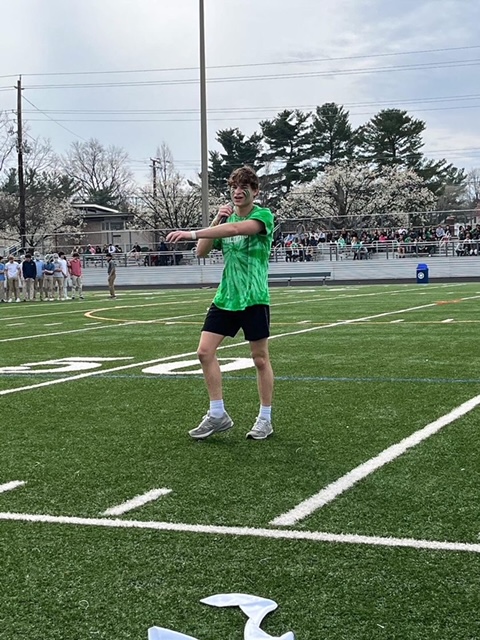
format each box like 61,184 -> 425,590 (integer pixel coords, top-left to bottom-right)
22,94 -> 87,141
22,104 -> 480,125
2,44 -> 480,79
18,92 -> 480,115
20,57 -> 480,91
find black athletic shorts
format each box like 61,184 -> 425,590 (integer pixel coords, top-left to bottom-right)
202,304 -> 270,342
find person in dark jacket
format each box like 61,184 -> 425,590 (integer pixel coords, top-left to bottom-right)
21,254 -> 37,301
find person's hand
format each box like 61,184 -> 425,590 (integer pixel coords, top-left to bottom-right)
166,230 -> 190,244
212,204 -> 233,226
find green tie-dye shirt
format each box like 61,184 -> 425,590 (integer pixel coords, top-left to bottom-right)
212,205 -> 274,311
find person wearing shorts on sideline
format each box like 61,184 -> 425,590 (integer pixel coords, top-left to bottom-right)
166,165 -> 274,440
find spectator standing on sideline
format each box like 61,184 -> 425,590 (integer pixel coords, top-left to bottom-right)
58,252 -> 69,299
106,253 -> 116,299
166,165 -> 275,441
21,253 -> 36,301
68,252 -> 84,299
6,255 -> 21,302
43,255 -> 55,301
0,257 -> 5,301
34,252 -> 45,301
53,254 -> 66,300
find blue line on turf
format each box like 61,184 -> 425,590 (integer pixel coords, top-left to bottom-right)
3,373 -> 480,385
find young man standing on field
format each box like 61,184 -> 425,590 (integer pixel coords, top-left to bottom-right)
166,166 -> 275,440
68,252 -> 84,299
106,253 -> 116,299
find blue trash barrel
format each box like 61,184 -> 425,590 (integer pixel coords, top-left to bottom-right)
416,263 -> 429,284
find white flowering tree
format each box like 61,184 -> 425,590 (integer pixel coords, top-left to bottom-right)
276,161 -> 435,229
0,137 -> 82,251
0,190 -> 82,252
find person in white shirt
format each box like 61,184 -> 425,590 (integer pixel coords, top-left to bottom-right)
58,252 -> 69,299
5,255 -> 21,302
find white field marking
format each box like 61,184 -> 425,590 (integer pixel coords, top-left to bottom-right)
0,512 -> 478,555
0,481 -> 25,493
102,488 -> 172,516
2,296 -> 480,397
0,311 -> 205,345
0,285 -> 459,344
86,310 -> 204,325
44,322 -> 63,327
270,283 -> 456,309
298,320 -> 311,324
0,323 -> 117,343
271,393 -> 480,526
5,323 -> 25,327
442,318 -> 454,323
2,297 -> 206,323
390,319 -> 405,323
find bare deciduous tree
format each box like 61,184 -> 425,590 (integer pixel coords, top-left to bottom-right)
63,138 -> 134,208
134,143 -> 220,239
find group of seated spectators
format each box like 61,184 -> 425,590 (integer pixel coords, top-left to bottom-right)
273,223 -> 480,261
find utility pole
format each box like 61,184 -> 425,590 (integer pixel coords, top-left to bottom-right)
150,158 -> 157,201
16,76 -> 27,250
199,0 -> 209,228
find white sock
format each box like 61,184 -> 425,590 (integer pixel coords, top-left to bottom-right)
210,399 -> 225,418
259,405 -> 272,421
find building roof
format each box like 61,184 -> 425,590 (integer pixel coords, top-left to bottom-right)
71,203 -> 133,220
72,203 -> 123,214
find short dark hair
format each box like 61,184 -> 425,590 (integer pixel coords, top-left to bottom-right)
72,252 -> 79,258
228,165 -> 259,191
25,253 -> 32,258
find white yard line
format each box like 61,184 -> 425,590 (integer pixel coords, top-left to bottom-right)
0,323 -> 115,343
2,297 -> 479,397
441,319 -> 454,323
0,511 -> 478,554
0,285 -> 453,344
102,488 -> 172,516
0,481 -> 25,493
271,393 -> 480,526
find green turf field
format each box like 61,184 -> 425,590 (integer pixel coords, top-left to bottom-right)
1,282 -> 480,639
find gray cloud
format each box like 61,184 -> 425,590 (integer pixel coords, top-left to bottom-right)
1,0 -> 479,183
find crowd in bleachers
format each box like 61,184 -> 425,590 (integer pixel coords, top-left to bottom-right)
273,223 -> 480,261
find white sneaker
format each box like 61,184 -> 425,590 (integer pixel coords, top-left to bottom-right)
15,298 -> 21,302
189,412 -> 234,439
246,417 -> 273,440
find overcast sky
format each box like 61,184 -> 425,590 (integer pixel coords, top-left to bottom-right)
1,0 -> 480,185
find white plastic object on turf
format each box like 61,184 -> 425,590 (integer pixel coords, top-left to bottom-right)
148,629 -> 198,640
201,594 -> 295,640
148,594 -> 294,640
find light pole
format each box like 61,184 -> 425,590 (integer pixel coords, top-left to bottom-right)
199,0 -> 210,228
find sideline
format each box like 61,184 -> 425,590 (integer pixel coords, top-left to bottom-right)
0,511 -> 478,554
